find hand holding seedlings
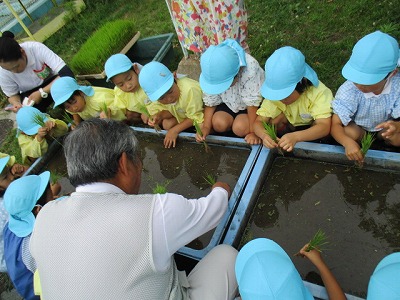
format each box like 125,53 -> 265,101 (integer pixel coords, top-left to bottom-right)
194,120 -> 211,153
203,173 -> 217,186
261,121 -> 284,154
99,102 -> 110,119
139,104 -> 161,132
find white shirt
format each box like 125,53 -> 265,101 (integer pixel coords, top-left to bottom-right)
0,41 -> 66,96
76,182 -> 229,272
203,53 -> 264,112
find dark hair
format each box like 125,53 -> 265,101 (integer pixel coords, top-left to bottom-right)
294,78 -> 314,94
0,31 -> 22,62
64,118 -> 140,186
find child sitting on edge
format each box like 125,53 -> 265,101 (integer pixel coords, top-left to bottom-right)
254,46 -> 333,152
104,54 -> 152,125
3,171 -> 54,300
198,39 -> 264,145
235,238 -> 346,300
331,31 -> 400,162
16,106 -> 68,165
139,61 -> 204,148
50,76 -> 125,127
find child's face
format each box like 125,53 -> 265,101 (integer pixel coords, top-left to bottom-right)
353,70 -> 396,95
64,92 -> 86,113
112,69 -> 140,93
280,90 -> 300,105
158,82 -> 180,105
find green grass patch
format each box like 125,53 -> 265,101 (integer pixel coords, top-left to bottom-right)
70,20 -> 136,74
0,128 -> 22,164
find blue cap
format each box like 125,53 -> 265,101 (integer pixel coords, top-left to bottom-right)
199,39 -> 247,95
50,77 -> 94,108
138,61 -> 173,101
4,171 -> 50,237
235,238 -> 314,300
261,46 -> 319,101
0,156 -> 10,175
16,106 -> 49,135
367,252 -> 400,300
342,31 -> 400,85
104,54 -> 133,82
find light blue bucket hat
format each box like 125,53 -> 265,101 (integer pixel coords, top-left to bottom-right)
199,39 -> 247,95
16,106 -> 49,135
4,171 -> 50,237
138,61 -> 173,101
261,46 -> 319,101
342,31 -> 400,85
367,252 -> 400,300
104,54 -> 133,82
50,77 -> 94,108
235,238 -> 314,300
0,156 -> 10,175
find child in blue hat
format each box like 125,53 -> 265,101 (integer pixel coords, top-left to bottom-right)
366,252 -> 400,300
254,46 -> 333,152
198,39 -> 264,144
3,171 -> 54,300
50,76 -> 125,127
331,31 -> 400,162
16,106 -> 68,164
235,238 -> 346,300
104,54 -> 153,125
139,61 -> 204,148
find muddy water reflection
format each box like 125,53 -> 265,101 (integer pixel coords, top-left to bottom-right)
241,157 -> 400,298
46,136 -> 249,250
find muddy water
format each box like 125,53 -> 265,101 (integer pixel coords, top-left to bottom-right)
240,157 -> 400,297
46,135 -> 250,249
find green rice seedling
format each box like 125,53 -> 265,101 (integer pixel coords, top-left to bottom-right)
139,104 -> 161,132
100,102 -> 109,117
63,112 -> 75,126
203,172 -> 216,186
361,132 -> 375,157
261,121 -> 284,155
193,120 -> 211,153
50,171 -> 63,185
32,112 -> 47,128
152,181 -> 170,194
70,20 -> 136,74
305,229 -> 328,252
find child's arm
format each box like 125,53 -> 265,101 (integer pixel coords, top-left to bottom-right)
245,106 -> 262,145
299,244 -> 346,300
164,118 -> 193,148
376,120 -> 400,146
196,106 -> 216,142
254,115 -> 278,149
331,114 -> 363,162
278,117 -> 331,152
72,114 -> 82,128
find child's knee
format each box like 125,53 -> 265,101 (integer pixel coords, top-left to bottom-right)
212,118 -> 231,132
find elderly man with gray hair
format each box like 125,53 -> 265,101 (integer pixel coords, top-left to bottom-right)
30,118 -> 238,300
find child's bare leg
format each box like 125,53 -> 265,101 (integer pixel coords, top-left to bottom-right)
212,111 -> 234,133
344,122 -> 365,142
232,114 -> 249,137
162,117 -> 178,130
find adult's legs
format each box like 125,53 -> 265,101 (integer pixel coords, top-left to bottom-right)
187,244 -> 238,300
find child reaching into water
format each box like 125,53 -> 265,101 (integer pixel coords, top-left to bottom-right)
50,77 -> 125,127
104,54 -> 152,125
198,39 -> 264,145
16,106 -> 68,165
139,61 -> 204,148
254,46 -> 333,152
331,31 -> 400,162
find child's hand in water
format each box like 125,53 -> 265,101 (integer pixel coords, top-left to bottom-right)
164,129 -> 178,148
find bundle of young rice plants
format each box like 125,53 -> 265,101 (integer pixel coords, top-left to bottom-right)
305,229 -> 328,252
361,132 -> 375,157
139,104 -> 161,132
152,181 -> 170,194
261,120 -> 283,155
32,112 -> 64,147
203,172 -> 216,186
193,120 -> 211,153
63,112 -> 75,126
